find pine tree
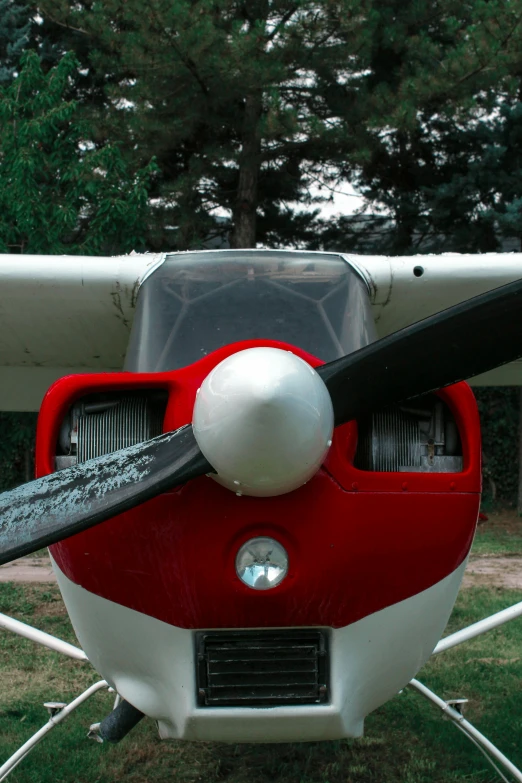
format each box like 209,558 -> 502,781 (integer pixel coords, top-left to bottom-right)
323,97 -> 522,256
36,0 -> 522,251
0,0 -> 31,82
39,0 -> 363,248
421,94 -> 522,253
318,0 -> 522,255
35,0 -> 508,249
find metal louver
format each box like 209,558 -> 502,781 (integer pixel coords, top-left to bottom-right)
357,407 -> 421,472
196,630 -> 329,707
354,395 -> 464,473
77,397 -> 164,463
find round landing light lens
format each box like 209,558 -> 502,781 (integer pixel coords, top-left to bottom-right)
235,537 -> 289,591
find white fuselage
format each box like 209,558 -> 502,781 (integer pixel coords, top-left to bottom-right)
52,556 -> 466,743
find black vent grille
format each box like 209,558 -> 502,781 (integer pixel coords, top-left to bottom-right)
196,630 -> 329,707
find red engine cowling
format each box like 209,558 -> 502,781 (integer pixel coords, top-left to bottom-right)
36,339 -> 481,631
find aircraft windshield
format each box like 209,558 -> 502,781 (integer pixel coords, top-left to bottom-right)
125,251 -> 375,372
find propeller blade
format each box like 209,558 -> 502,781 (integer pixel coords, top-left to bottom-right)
317,277 -> 522,426
0,425 -> 212,565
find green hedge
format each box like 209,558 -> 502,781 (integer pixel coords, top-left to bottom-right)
0,412 -> 37,492
474,387 -> 519,507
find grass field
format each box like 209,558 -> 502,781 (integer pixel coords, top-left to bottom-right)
1,516 -> 522,782
472,509 -> 522,557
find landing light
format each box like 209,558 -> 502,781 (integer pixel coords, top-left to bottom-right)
236,537 -> 289,590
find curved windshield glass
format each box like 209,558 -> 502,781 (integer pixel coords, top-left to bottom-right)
125,251 -> 375,372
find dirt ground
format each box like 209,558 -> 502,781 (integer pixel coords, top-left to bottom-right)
461,509 -> 522,588
2,556 -> 522,587
0,556 -> 56,583
2,511 -> 522,588
461,556 -> 522,588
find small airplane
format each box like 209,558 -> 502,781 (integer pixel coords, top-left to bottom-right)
1,249 -> 522,781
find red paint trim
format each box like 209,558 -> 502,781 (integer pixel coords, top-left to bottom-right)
37,339 -> 481,629
50,477 -> 478,629
324,382 -> 481,494
35,340 -> 321,475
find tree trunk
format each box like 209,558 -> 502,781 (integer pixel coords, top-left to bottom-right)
391,133 -> 416,254
230,92 -> 263,249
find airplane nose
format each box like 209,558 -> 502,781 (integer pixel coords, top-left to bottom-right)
192,347 -> 334,497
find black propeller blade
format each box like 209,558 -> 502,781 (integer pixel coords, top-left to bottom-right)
317,277 -> 522,427
0,425 -> 212,565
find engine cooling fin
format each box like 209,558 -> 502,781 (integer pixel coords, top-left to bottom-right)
77,397 -> 164,463
355,396 -> 463,473
356,407 -> 421,472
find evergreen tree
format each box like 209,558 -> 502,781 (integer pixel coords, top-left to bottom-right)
318,0 -> 522,255
420,94 -> 522,254
38,0 -> 522,249
322,100 -> 522,256
0,0 -> 31,82
39,0 -> 364,249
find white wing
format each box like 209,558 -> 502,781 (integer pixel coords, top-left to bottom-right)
0,253 -> 164,410
1,250 -> 521,411
349,252 -> 522,386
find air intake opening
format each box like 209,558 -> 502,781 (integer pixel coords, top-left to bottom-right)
196,630 -> 329,707
55,390 -> 168,470
354,394 -> 463,473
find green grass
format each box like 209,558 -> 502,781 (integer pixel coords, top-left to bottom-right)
1,582 -> 522,783
471,510 -> 522,557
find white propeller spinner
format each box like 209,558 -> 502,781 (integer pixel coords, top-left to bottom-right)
192,347 -> 334,497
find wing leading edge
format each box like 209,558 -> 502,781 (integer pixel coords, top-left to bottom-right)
0,250 -> 521,411
346,252 -> 522,387
0,253 -> 164,410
